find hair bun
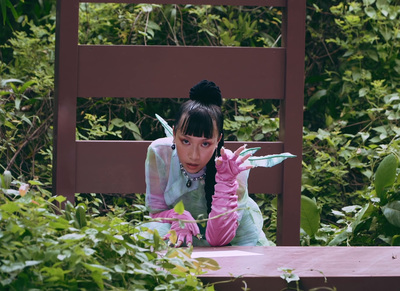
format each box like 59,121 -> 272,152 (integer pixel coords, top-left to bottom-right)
189,80 -> 222,107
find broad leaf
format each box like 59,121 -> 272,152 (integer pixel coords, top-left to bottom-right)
174,200 -> 185,215
300,195 -> 320,237
374,154 -> 398,199
382,201 -> 400,228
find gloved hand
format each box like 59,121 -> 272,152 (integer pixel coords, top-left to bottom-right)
150,209 -> 200,247
215,145 -> 253,183
206,145 -> 253,246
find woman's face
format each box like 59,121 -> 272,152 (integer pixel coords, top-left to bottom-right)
174,127 -> 221,174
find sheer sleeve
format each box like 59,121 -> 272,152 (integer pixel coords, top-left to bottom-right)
205,148 -> 251,246
145,140 -> 171,213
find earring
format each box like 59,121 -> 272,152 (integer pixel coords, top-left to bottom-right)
171,143 -> 176,150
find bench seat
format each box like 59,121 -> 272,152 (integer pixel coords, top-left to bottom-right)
195,246 -> 400,290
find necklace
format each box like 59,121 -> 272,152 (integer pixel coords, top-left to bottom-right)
180,163 -> 206,188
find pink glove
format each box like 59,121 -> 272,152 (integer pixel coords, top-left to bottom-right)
206,145 -> 252,246
150,209 -> 200,247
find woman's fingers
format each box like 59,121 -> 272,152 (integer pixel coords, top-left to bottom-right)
233,144 -> 247,156
216,144 -> 253,172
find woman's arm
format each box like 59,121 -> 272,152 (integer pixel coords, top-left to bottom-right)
150,209 -> 200,247
206,146 -> 252,246
145,141 -> 200,247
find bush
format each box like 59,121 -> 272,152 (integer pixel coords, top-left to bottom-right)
0,173 -> 219,290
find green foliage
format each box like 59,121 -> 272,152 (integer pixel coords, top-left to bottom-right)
299,0 -> 400,246
300,196 -> 321,238
0,77 -> 53,184
0,0 -> 55,64
0,174 -> 218,290
223,99 -> 279,141
306,0 -> 400,132
78,4 -> 281,47
1,0 -> 400,249
302,152 -> 400,246
374,153 -> 398,200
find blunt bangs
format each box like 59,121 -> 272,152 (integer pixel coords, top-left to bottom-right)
175,102 -> 222,139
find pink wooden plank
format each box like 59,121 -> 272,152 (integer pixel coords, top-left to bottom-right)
77,46 -> 285,99
75,140 -> 284,194
196,246 -> 400,291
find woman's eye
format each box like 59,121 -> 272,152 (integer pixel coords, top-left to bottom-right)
182,139 -> 189,145
202,142 -> 210,147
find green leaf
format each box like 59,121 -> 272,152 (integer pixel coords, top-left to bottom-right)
300,195 -> 320,237
352,203 -> 374,233
24,260 -> 42,267
49,217 -> 70,230
28,179 -> 43,186
0,202 -> 20,213
364,7 -> 376,18
58,233 -> 85,241
2,170 -> 12,188
0,262 -> 25,273
374,154 -> 398,199
125,121 -> 140,135
111,243 -> 127,256
19,80 -> 36,92
174,200 -> 185,215
391,235 -> 400,246
83,263 -> 113,273
53,195 -> 66,203
328,230 -> 348,246
382,201 -> 400,228
307,89 -> 327,108
111,118 -> 125,127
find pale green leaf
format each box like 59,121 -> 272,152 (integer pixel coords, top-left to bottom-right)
58,233 -> 85,241
382,201 -> 400,228
174,200 -> 185,215
300,195 -> 320,237
374,154 -> 398,199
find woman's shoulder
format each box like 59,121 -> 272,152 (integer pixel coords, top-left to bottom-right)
149,137 -> 173,149
148,137 -> 174,161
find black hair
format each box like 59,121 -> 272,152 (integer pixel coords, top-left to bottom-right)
174,80 -> 224,214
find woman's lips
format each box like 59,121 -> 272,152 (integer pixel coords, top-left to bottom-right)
185,163 -> 199,172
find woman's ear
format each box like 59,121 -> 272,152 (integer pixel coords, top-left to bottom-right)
217,133 -> 223,144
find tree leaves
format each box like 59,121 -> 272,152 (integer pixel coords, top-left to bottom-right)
0,192 -> 215,290
174,200 -> 185,215
300,195 -> 320,238
382,201 -> 400,228
374,153 -> 398,200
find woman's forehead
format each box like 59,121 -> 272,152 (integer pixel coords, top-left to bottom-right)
176,128 -> 219,139
177,113 -> 218,133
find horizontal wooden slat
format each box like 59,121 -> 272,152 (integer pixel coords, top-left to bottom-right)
197,246 -> 400,291
78,46 -> 285,99
80,0 -> 286,7
75,140 -> 284,194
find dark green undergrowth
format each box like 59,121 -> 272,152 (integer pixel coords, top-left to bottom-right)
1,0 -> 400,249
0,175 -> 220,290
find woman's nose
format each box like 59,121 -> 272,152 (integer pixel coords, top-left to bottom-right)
189,145 -> 200,161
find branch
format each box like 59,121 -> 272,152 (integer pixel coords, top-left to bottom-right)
6,113 -> 53,171
150,207 -> 249,224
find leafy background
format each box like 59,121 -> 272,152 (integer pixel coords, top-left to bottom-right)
1,0 -> 400,288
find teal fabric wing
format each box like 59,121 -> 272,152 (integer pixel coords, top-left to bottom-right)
155,114 -> 295,168
248,152 -> 296,168
240,147 -> 261,156
156,114 -> 173,137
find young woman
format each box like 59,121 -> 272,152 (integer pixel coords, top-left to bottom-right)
144,80 -> 272,247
